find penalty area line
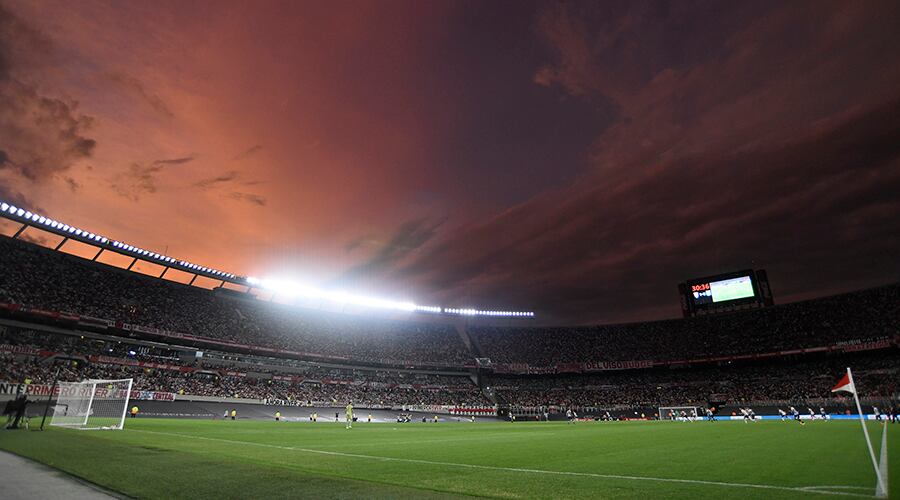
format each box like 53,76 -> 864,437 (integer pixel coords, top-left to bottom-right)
130,429 -> 876,498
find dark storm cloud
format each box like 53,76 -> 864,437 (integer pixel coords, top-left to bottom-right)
232,144 -> 262,161
226,191 -> 267,206
194,170 -> 239,189
532,1 -> 760,105
194,169 -> 265,207
0,2 -> 53,77
64,176 -> 80,192
110,157 -> 193,200
332,217 -> 446,288
106,72 -> 174,118
396,97 -> 900,323
0,3 -> 96,183
0,79 -> 97,181
0,183 -> 38,212
153,156 -> 194,166
377,0 -> 900,323
344,234 -> 374,253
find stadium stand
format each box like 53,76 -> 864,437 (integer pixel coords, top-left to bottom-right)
470,284 -> 899,367
0,327 -> 489,407
489,351 -> 898,409
0,235 -> 896,415
0,237 -> 471,366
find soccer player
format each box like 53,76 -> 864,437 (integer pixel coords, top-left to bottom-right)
873,406 -> 881,421
748,408 -> 757,422
808,407 -> 816,420
790,406 -> 805,425
705,408 -> 714,421
345,402 -> 353,429
275,411 -> 281,422
130,405 -> 139,418
230,409 -> 236,420
368,414 -> 372,423
740,408 -> 750,423
778,408 -> 787,421
819,407 -> 827,421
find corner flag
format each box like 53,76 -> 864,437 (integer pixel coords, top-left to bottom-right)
835,367 -> 887,498
831,370 -> 855,394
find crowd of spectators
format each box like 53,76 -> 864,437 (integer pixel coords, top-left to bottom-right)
491,351 -> 898,408
3,326 -> 894,410
0,237 -> 470,365
2,237 -> 897,369
0,327 -> 489,407
472,284 -> 899,366
1,235 -> 897,411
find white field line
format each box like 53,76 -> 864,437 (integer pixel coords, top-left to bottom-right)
130,429 -> 875,498
877,422 -> 888,498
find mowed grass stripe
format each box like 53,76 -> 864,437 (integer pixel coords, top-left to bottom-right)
1,419 -> 891,499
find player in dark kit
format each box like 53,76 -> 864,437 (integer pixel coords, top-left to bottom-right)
790,406 -> 805,425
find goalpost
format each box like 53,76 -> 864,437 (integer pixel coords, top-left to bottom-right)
50,378 -> 133,430
659,405 -> 701,421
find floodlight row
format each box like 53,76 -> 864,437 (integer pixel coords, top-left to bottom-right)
246,277 -> 533,317
0,201 -> 235,279
443,308 -> 535,317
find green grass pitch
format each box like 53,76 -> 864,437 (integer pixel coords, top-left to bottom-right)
0,419 -> 894,499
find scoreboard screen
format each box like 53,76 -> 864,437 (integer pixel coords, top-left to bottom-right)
687,273 -> 758,306
679,269 -> 773,317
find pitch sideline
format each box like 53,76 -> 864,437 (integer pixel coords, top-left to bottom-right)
877,422 -> 888,498
129,429 -> 876,498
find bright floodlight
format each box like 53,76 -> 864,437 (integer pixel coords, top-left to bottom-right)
248,277 -> 431,313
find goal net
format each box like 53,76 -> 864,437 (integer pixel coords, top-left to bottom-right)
659,405 -> 701,421
50,379 -> 133,430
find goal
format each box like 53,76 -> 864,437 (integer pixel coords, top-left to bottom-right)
50,378 -> 133,430
659,405 -> 702,421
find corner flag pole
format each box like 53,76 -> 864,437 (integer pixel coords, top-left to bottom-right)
846,368 -> 887,497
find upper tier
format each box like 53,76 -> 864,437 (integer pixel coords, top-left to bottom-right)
1,235 -> 896,368
0,236 -> 470,366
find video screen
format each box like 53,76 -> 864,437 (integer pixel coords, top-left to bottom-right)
690,275 -> 755,305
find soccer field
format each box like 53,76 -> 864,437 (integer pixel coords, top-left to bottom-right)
0,419 -> 894,499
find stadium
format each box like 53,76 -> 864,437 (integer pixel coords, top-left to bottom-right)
0,203 -> 896,498
1,1 -> 899,499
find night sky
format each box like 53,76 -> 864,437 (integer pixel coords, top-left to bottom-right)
1,0 -> 899,324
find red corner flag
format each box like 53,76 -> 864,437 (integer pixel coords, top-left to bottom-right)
831,369 -> 856,394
